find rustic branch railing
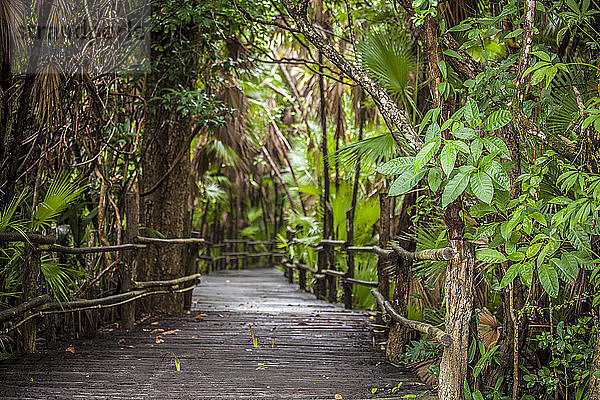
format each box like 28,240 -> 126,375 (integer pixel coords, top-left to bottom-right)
1,225 -> 284,353
282,235 -> 457,347
371,288 -> 452,346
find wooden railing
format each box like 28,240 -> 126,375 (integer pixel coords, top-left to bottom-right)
282,235 -> 456,347
0,232 -> 286,352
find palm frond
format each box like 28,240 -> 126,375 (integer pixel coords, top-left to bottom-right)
335,133 -> 399,170
30,173 -> 86,231
356,29 -> 416,95
0,188 -> 28,232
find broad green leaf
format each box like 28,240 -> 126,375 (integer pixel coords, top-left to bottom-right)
476,248 -> 506,263
499,263 -> 521,288
551,255 -> 578,284
428,167 -> 442,192
471,138 -> 483,161
465,98 -> 479,120
442,171 -> 470,207
529,211 -> 547,226
483,160 -> 510,191
484,110 -> 513,131
483,136 -> 511,159
470,171 -> 494,204
470,204 -> 496,218
526,242 -> 544,259
475,222 -> 499,239
452,127 -> 477,140
414,142 -> 438,172
440,144 -> 458,176
538,263 -> 559,297
443,49 -> 463,59
519,261 -> 534,286
504,207 -> 523,239
377,157 -> 415,175
389,169 -> 417,196
508,251 -> 526,262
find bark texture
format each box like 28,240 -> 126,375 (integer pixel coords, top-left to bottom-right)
438,240 -> 475,400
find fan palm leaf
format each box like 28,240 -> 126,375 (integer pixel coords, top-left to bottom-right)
356,29 -> 416,96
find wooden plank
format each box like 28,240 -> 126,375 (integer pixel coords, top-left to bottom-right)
0,268 -> 435,400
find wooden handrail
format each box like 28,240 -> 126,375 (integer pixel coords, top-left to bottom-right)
390,242 -> 454,261
371,288 -> 452,347
0,232 -> 56,244
136,236 -> 206,245
40,243 -> 146,254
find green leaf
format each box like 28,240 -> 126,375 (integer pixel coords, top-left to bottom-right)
504,207 -> 524,239
475,222 -> 499,239
551,255 -> 578,284
442,171 -> 470,207
377,157 -> 415,175
519,261 -> 534,286
483,160 -> 511,191
473,391 -> 484,400
465,98 -> 479,120
529,211 -> 547,227
440,144 -> 459,176
526,243 -> 544,258
470,204 -> 496,218
476,248 -> 507,263
452,127 -> 477,140
538,263 -> 559,297
471,138 -> 483,161
470,171 -> 494,204
483,137 -> 511,159
414,142 -> 438,172
484,110 -> 513,131
443,49 -> 463,59
389,169 -> 417,196
428,167 -> 442,192
500,263 -> 521,288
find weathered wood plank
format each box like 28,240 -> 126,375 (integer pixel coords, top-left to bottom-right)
0,268 -> 435,400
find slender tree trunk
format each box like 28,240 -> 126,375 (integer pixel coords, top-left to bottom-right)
439,238 -> 475,400
386,191 -> 416,362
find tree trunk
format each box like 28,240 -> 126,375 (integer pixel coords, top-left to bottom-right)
438,239 -> 475,400
386,191 -> 416,362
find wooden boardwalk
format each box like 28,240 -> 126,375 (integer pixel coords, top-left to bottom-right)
0,268 -> 434,399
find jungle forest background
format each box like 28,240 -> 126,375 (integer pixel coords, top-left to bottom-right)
1,0 -> 600,398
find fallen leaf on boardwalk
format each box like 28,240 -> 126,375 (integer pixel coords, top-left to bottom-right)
150,321 -> 160,326
163,329 -> 180,335
194,315 -> 204,322
334,395 -> 343,399
118,339 -> 126,344
297,321 -> 307,326
192,335 -> 201,339
226,280 -> 231,283
200,313 -> 207,317
150,328 -> 164,334
155,336 -> 164,344
65,347 -> 75,353
314,334 -> 323,338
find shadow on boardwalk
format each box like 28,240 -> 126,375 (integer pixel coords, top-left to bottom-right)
0,268 -> 435,399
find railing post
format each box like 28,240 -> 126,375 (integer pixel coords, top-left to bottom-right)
316,249 -> 324,299
285,229 -> 294,284
121,191 -> 138,330
21,242 -> 41,353
377,193 -> 391,301
243,240 -> 248,269
327,243 -> 337,303
343,208 -> 354,309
